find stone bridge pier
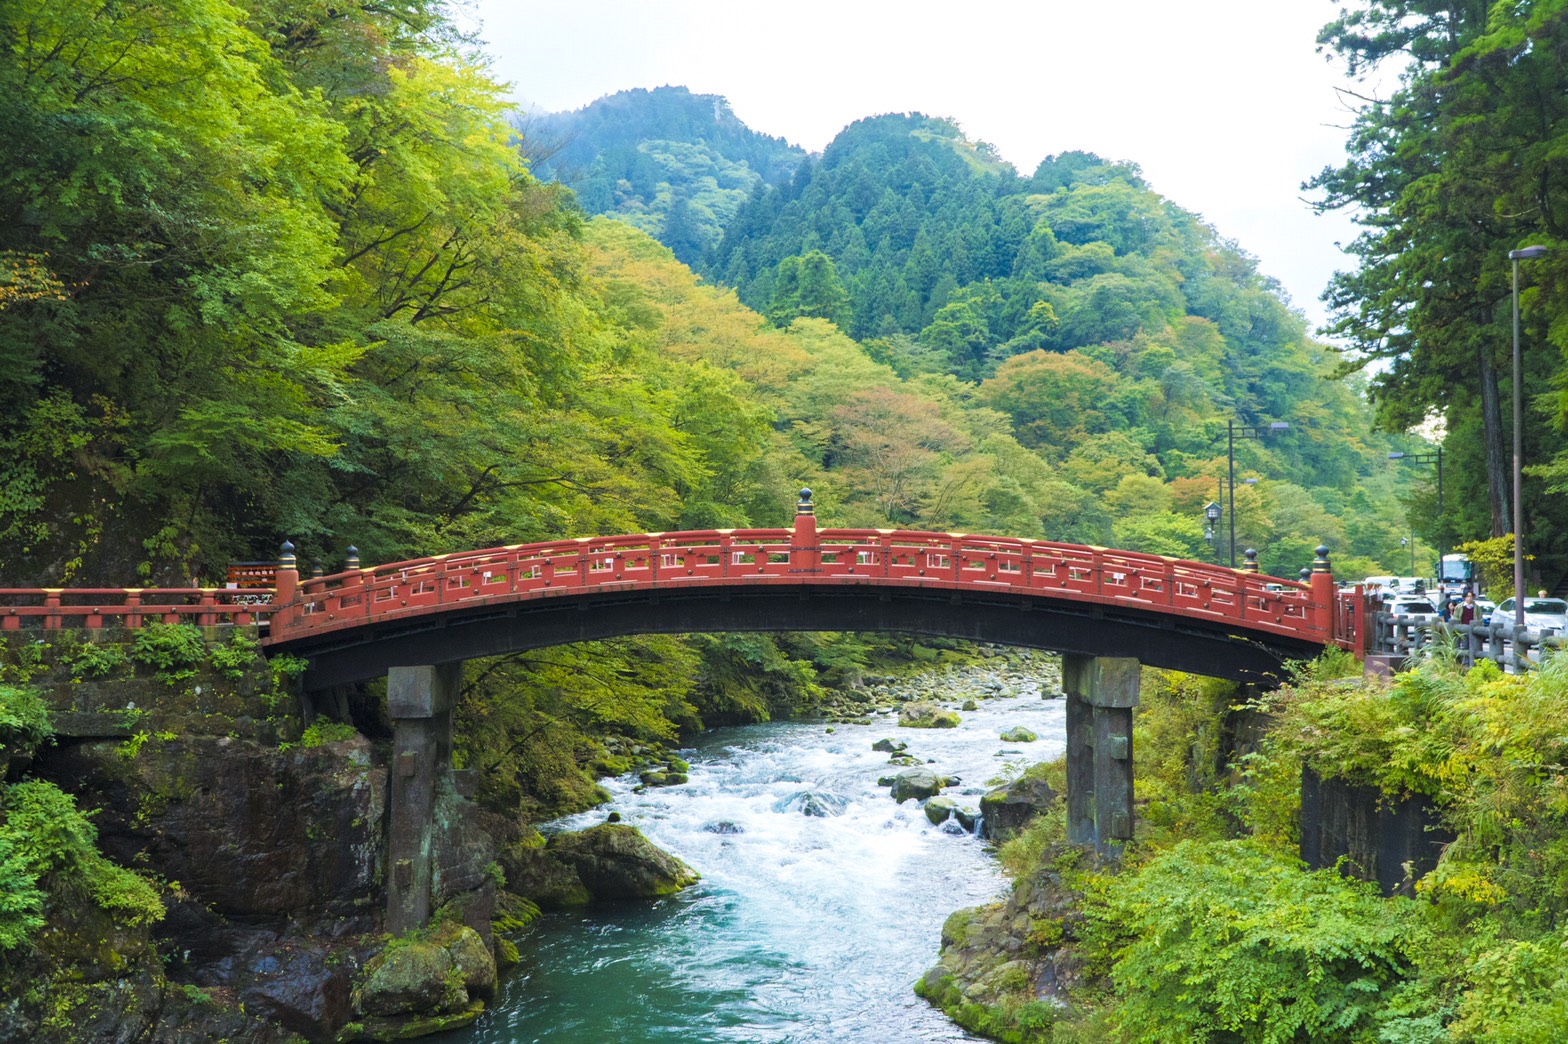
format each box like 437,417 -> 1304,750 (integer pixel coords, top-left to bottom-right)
1063,654 -> 1139,857
385,663 -> 460,934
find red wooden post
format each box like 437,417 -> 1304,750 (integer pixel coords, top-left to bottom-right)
44,590 -> 61,630
1309,544 -> 1335,641
273,540 -> 299,634
791,488 -> 820,574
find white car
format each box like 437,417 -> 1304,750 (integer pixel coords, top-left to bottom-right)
1492,597 -> 1568,634
1386,597 -> 1441,624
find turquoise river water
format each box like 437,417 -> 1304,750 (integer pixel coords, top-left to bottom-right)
441,683 -> 1067,1044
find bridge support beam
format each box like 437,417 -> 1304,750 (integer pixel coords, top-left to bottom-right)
1063,654 -> 1140,858
385,663 -> 459,934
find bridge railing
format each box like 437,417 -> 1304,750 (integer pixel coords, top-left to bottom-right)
264,527 -> 1334,647
1372,612 -> 1561,672
0,588 -> 275,631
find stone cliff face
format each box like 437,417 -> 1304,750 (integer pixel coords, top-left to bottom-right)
2,629 -> 499,1043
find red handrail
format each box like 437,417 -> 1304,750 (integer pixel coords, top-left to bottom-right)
0,523 -> 1354,654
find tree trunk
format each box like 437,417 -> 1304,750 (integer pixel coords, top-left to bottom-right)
1478,345 -> 1511,536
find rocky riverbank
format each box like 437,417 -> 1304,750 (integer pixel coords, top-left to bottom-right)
0,631 -> 706,1044
2,633 -> 1068,1043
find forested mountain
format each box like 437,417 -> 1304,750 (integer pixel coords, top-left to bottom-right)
521,86 -> 806,266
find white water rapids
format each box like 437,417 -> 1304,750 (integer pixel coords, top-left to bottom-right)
448,675 -> 1067,1044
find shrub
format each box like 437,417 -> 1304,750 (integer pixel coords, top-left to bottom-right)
130,622 -> 207,683
63,640 -> 130,679
207,630 -> 259,680
300,719 -> 358,747
1086,839 -> 1412,1043
0,781 -> 163,950
0,684 -> 51,755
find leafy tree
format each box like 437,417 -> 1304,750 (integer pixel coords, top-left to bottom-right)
1311,0 -> 1568,582
767,251 -> 852,329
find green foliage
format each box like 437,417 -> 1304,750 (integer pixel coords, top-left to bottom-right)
1453,535 -> 1517,602
0,683 -> 50,755
62,640 -> 129,680
914,970 -> 1060,1043
0,780 -> 164,947
207,630 -> 260,681
130,623 -> 207,683
300,720 -> 358,747
1085,839 -> 1413,1043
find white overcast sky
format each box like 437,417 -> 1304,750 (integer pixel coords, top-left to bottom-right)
465,1 -> 1387,338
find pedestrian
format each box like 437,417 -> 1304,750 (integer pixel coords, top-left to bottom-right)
1441,599 -> 1455,622
1458,591 -> 1478,626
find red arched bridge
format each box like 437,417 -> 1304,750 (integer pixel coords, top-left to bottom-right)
0,492 -> 1366,923
1,495 -> 1362,688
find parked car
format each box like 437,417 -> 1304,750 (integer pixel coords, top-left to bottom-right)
1492,597 -> 1568,634
1386,597 -> 1441,624
1476,598 -> 1497,626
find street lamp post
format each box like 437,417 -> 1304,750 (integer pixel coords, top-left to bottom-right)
1227,420 -> 1289,568
1509,245 -> 1549,629
1389,448 -> 1444,570
1204,500 -> 1221,562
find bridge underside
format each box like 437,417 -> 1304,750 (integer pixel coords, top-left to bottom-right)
276,584 -> 1325,690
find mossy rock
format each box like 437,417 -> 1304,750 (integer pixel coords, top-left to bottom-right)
546,824 -> 699,899
891,767 -> 943,803
999,727 -> 1037,743
925,796 -> 959,825
899,702 -> 961,728
353,922 -> 493,1018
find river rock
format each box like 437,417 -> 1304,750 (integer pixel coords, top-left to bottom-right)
979,775 -> 1059,842
498,842 -> 591,908
547,824 -> 700,900
999,726 -> 1037,743
352,921 -> 495,1037
962,699 -> 978,711
891,767 -> 943,803
899,702 -> 961,728
925,796 -> 959,825
872,738 -> 907,753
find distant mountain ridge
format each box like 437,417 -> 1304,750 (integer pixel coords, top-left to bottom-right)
520,86 -> 807,265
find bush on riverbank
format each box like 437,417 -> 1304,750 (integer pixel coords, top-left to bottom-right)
924,651 -> 1568,1042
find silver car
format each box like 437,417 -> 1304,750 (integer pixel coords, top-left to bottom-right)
1492,597 -> 1568,634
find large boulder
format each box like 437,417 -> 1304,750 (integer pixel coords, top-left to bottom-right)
890,767 -> 944,803
546,824 -> 700,900
500,842 -> 592,909
979,775 -> 1059,842
999,726 -> 1038,743
351,921 -> 494,1037
899,702 -> 961,728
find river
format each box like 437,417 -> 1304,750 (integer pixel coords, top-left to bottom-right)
444,666 -> 1066,1044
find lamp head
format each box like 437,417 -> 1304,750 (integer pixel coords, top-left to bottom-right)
1509,245 -> 1549,260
